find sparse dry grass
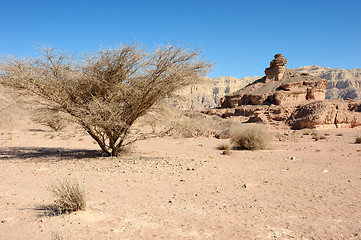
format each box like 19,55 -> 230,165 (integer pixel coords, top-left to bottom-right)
230,126 -> 271,150
50,178 -> 86,213
51,231 -> 69,240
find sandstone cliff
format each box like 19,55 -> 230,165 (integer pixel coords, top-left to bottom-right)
293,65 -> 361,100
166,76 -> 258,110
220,70 -> 327,107
168,66 -> 361,111
203,55 -> 361,129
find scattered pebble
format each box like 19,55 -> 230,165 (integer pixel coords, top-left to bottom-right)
243,183 -> 253,189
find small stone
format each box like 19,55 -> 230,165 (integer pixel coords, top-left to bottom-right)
243,183 -> 253,189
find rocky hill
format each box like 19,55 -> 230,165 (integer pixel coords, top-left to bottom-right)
169,66 -> 361,110
202,55 -> 361,129
293,65 -> 361,100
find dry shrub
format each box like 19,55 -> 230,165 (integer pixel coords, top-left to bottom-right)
312,135 -> 320,141
32,108 -> 71,131
312,133 -> 326,141
1,43 -> 212,156
355,136 -> 361,144
50,178 -> 85,213
217,143 -> 231,151
231,126 -> 271,150
169,116 -> 209,138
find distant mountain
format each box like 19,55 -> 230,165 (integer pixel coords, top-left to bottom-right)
168,66 -> 361,110
293,65 -> 361,100
167,76 -> 259,110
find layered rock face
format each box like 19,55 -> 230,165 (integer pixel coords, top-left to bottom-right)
293,65 -> 361,100
166,76 -> 258,110
220,54 -> 327,107
166,64 -> 360,111
203,99 -> 361,129
265,53 -> 288,82
286,101 -> 361,129
204,54 -> 361,129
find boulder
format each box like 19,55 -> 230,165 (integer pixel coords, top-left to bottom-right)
286,101 -> 337,129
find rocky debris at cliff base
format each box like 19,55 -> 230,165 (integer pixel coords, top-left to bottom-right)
203,100 -> 361,129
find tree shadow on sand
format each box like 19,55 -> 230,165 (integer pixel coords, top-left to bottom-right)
0,147 -> 104,161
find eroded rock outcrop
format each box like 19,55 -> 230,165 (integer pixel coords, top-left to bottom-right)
265,53 -> 288,82
293,65 -> 361,100
220,54 -> 327,107
205,55 -> 361,129
287,100 -> 361,129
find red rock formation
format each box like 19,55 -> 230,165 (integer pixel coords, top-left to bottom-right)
206,55 -> 361,129
220,55 -> 327,107
265,54 -> 287,82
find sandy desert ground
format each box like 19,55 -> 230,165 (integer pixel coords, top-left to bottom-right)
0,121 -> 361,240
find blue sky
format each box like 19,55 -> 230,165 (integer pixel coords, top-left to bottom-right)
1,0 -> 360,78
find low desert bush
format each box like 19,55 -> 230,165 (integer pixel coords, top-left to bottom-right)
336,133 -> 343,136
312,133 -> 326,141
50,178 -> 86,213
355,136 -> 361,144
230,126 -> 271,150
217,143 -> 231,151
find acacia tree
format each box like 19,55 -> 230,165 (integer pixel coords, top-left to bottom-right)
0,44 -> 212,156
